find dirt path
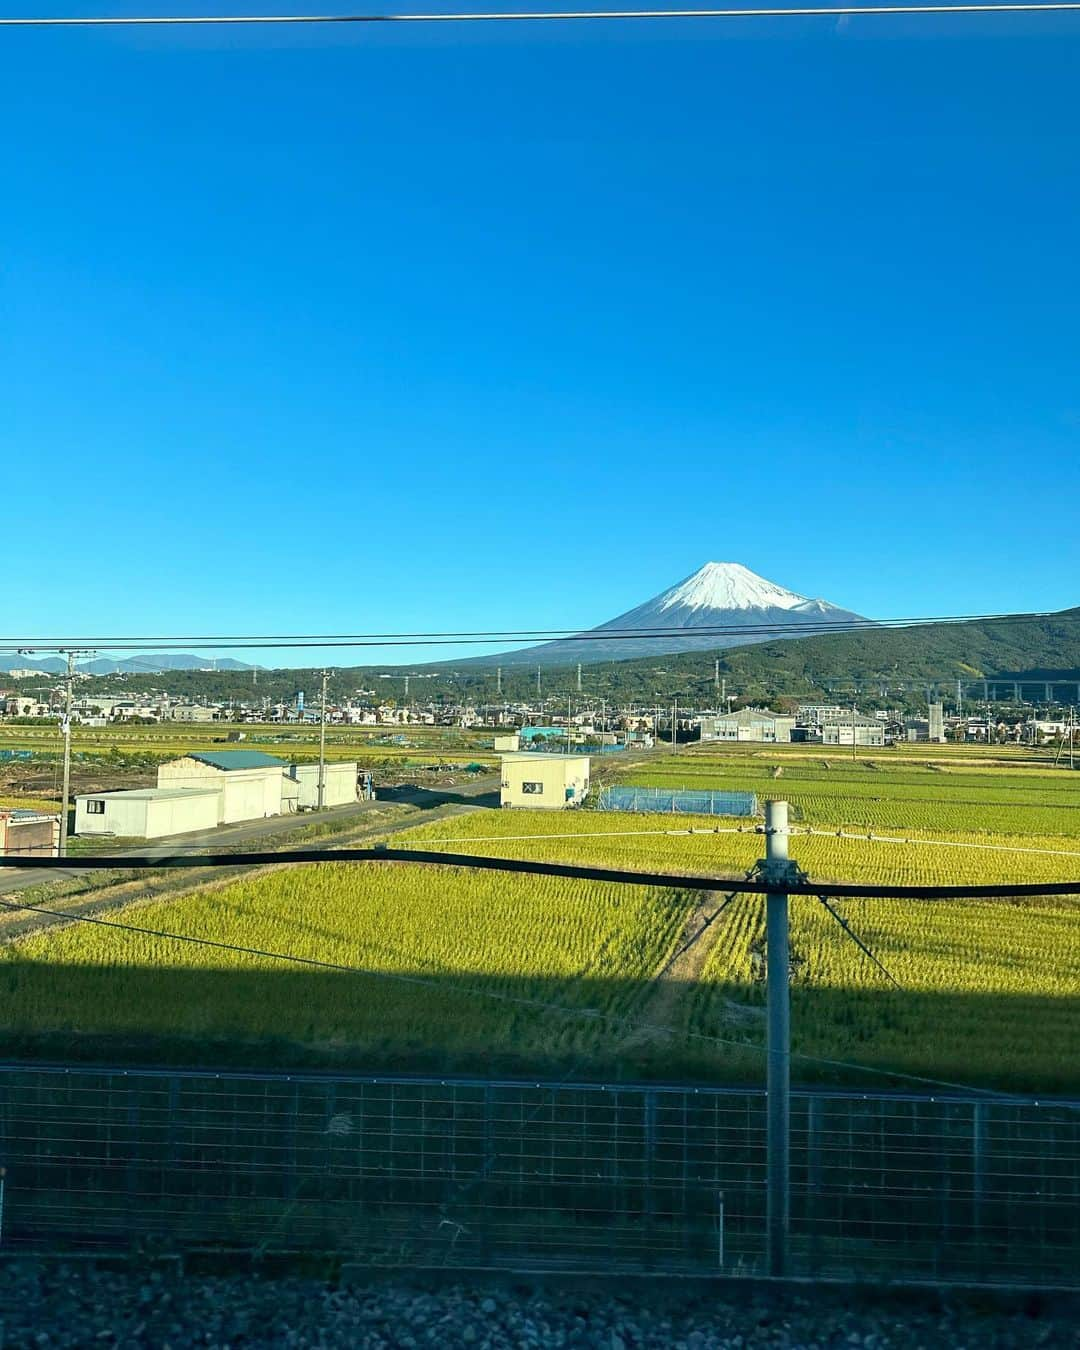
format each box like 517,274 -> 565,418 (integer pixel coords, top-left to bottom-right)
619,890 -> 735,1053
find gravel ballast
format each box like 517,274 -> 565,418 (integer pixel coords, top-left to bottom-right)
0,1262 -> 1075,1349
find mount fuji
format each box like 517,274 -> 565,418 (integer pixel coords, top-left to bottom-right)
488,562 -> 867,667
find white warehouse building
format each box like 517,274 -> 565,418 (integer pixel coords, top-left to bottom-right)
74,751 -> 369,842
820,714 -> 886,748
157,750 -> 287,824
74,787 -> 222,840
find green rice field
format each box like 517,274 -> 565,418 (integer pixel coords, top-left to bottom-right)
3,767 -> 1078,1090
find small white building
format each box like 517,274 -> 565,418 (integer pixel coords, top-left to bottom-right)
494,733 -> 521,752
500,753 -> 590,809
157,750 -> 286,824
75,787 -> 222,840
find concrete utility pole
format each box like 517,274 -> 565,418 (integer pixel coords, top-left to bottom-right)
759,799 -> 798,1278
576,663 -> 582,694
59,650 -> 76,857
496,666 -> 502,697
536,666 -> 542,700
851,700 -> 857,762
715,659 -> 720,698
317,669 -> 329,811
672,696 -> 678,754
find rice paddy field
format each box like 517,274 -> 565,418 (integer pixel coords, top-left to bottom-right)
0,720 -> 497,769
2,738 -> 1078,1092
0,734 -> 1074,1090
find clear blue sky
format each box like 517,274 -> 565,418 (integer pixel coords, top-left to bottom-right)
4,6 -> 1079,665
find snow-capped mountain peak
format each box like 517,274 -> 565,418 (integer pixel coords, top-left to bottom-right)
656,562 -> 811,614
455,561 -> 865,667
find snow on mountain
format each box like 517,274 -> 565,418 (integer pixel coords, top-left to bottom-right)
480,562 -> 866,667
656,562 -> 813,615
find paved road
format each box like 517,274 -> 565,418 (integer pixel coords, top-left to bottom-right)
0,774 -> 501,897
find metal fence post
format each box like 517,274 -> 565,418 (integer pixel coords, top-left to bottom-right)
973,1101 -> 987,1275
762,800 -> 794,1277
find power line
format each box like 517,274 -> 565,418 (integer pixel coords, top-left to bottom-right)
3,841 -> 1080,898
3,606 -> 1077,651
3,1 -> 1080,24
800,825 -> 1080,864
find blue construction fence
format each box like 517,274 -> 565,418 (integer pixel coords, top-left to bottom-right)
597,786 -> 760,817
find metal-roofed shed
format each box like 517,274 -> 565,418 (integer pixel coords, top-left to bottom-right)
157,751 -> 287,823
187,750 -> 287,771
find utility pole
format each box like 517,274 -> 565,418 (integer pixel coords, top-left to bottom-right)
59,650 -> 76,857
496,666 -> 502,697
576,663 -> 582,694
672,696 -> 678,754
536,666 -> 542,701
851,700 -> 857,762
714,659 -> 720,699
404,674 -> 410,702
760,799 -> 795,1278
317,668 -> 329,811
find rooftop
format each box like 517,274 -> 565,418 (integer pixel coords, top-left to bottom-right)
500,752 -> 590,762
186,750 -> 287,771
77,788 -> 222,802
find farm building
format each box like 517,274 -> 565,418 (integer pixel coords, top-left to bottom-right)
819,714 -> 886,748
493,733 -> 521,752
286,762 -> 366,809
0,809 -> 60,858
500,753 -> 590,809
74,787 -> 221,840
698,709 -> 795,744
157,750 -> 287,824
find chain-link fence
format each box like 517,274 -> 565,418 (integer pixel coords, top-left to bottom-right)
1,1064 -> 1075,1286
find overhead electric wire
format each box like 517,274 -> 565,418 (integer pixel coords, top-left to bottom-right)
800,826 -> 1080,863
4,842 -> 1080,898
3,605 -> 1077,653
4,1 -> 1080,24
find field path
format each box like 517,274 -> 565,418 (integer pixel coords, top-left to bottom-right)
620,890 -> 732,1051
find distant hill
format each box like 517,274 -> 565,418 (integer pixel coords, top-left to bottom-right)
571,607 -> 1080,703
0,654 -> 258,676
464,561 -> 867,667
